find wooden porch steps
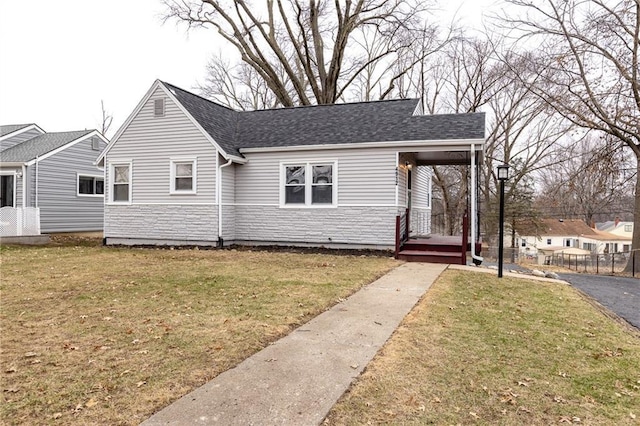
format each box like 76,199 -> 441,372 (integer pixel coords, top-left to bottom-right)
397,249 -> 465,264
396,236 -> 467,264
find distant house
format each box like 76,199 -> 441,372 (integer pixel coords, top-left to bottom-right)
0,124 -> 109,233
516,218 -> 631,255
596,218 -> 633,240
97,80 -> 486,252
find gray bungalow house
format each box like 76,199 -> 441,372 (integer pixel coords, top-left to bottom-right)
97,80 -> 485,254
0,124 -> 109,233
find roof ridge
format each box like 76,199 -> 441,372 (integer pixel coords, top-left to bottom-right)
160,81 -> 237,113
240,97 -> 420,114
160,80 -> 419,114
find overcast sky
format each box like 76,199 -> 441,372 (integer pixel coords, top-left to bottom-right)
0,0 -> 496,138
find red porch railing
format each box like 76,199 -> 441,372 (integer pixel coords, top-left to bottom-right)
395,208 -> 410,258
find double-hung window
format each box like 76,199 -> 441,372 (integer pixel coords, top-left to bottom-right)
110,162 -> 131,203
170,158 -> 197,194
78,174 -> 104,196
282,162 -> 336,207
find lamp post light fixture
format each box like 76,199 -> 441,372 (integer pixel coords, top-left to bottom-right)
497,164 -> 510,278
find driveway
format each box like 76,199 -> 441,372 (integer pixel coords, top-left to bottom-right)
559,273 -> 640,329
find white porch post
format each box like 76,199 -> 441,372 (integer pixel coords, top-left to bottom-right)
470,144 -> 483,263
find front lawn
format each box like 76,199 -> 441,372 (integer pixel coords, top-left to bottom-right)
325,270 -> 640,425
0,242 -> 398,425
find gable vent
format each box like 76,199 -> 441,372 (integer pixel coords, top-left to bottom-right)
154,98 -> 165,117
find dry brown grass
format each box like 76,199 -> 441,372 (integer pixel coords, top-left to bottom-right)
325,270 -> 640,425
0,240 -> 398,425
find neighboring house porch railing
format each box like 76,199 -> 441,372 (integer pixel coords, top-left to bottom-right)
0,207 -> 41,237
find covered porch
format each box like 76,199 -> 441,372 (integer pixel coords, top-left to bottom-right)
394,144 -> 483,264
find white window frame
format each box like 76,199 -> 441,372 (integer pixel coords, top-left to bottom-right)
91,138 -> 101,151
279,161 -> 338,208
546,238 -> 552,245
108,160 -> 132,205
624,224 -> 632,232
169,157 -> 197,195
77,173 -> 104,197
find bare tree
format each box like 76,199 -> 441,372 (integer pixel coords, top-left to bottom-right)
499,0 -> 640,270
536,134 -> 636,224
100,100 -> 113,136
164,0 -> 438,107
416,36 -> 569,245
198,53 -> 281,110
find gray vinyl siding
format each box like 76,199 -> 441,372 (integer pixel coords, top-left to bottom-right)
413,166 -> 431,209
232,146 -> 405,246
105,87 -> 217,205
0,128 -> 43,152
27,165 -> 36,207
397,166 -> 407,207
35,137 -> 106,232
236,147 -> 398,206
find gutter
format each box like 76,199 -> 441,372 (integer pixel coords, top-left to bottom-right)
217,158 -> 233,247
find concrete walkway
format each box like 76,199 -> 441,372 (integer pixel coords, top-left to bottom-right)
142,263 -> 447,425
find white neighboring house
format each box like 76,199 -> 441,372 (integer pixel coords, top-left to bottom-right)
597,219 -> 633,239
517,218 -> 632,256
0,124 -> 109,234
97,80 -> 486,251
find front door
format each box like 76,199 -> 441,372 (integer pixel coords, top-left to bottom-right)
0,175 -> 15,207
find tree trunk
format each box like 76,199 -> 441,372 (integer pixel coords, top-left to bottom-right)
624,153 -> 640,275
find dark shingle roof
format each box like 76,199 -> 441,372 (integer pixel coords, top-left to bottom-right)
163,83 -> 240,156
0,124 -> 33,138
161,81 -> 485,158
0,130 -> 93,162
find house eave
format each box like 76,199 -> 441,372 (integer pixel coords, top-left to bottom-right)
238,138 -> 485,154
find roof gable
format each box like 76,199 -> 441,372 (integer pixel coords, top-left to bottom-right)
162,82 -> 240,157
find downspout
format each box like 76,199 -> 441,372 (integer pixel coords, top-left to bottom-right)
217,158 -> 233,247
21,165 -> 27,207
470,144 -> 483,264
35,156 -> 39,207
